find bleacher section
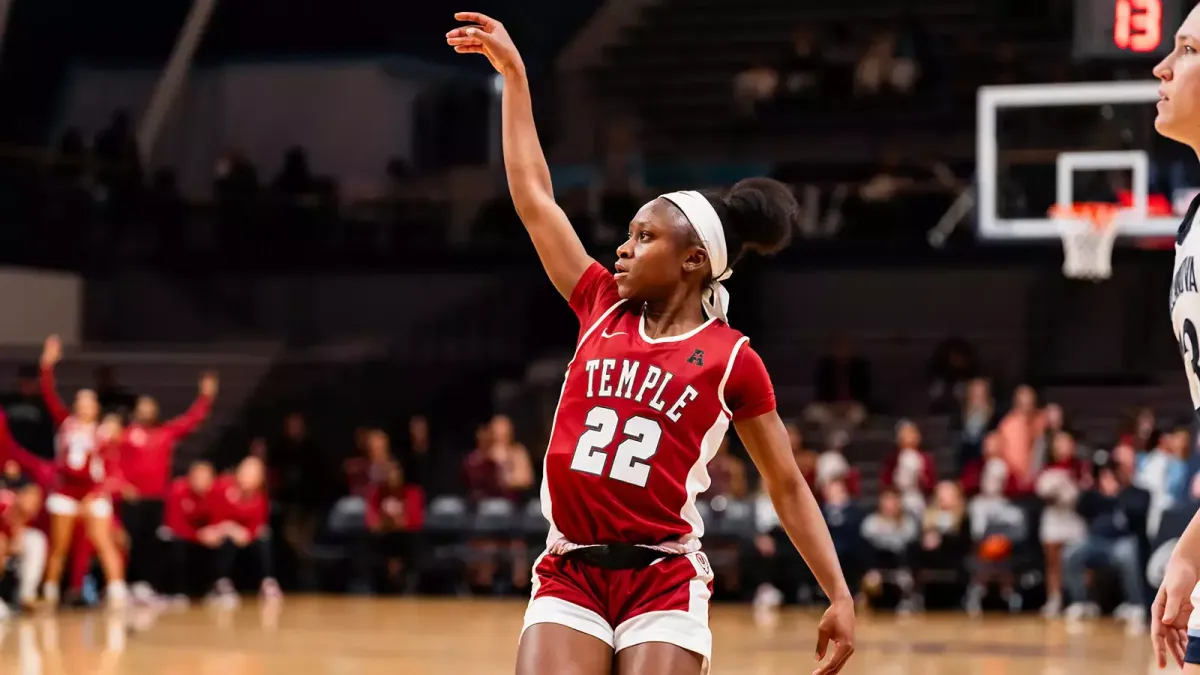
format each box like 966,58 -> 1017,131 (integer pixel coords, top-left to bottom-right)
586,0 -> 1071,160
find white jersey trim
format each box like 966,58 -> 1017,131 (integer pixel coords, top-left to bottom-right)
637,311 -> 717,344
678,412 -> 730,544
716,336 -> 750,417
541,298 -> 627,546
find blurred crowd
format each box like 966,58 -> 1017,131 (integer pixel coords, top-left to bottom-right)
0,333 -> 1185,633
0,341 -> 282,615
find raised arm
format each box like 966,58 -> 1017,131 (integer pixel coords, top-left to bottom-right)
163,372 -> 217,438
447,12 -> 594,299
39,335 -> 69,427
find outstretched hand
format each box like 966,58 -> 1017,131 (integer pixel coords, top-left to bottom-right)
446,12 -> 523,76
1153,557 -> 1197,669
200,371 -> 219,398
41,335 -> 61,368
813,598 -> 855,675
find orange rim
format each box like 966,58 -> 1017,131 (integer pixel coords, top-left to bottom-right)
1047,202 -> 1119,231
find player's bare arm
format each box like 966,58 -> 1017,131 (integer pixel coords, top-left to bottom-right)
447,12 -> 594,300
735,410 -> 855,675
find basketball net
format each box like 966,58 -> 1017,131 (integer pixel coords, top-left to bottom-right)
1048,203 -> 1120,281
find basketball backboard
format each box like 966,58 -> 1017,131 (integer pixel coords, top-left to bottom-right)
976,80 -> 1195,241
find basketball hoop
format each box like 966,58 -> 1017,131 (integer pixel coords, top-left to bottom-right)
1048,203 -> 1120,281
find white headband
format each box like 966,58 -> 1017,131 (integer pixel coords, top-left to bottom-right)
659,190 -> 732,322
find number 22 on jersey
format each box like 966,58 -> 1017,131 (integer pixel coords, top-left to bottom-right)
570,406 -> 663,488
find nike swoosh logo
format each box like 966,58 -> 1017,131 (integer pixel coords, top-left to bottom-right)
601,330 -> 626,339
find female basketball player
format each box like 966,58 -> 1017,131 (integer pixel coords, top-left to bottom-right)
39,335 -> 128,608
1150,5 -> 1200,669
447,13 -> 855,675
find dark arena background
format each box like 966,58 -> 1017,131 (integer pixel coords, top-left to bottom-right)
0,0 -> 1192,673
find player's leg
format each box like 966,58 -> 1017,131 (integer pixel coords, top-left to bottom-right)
81,497 -> 127,607
516,624 -> 613,675
67,531 -> 94,599
518,552 -> 615,675
1041,541 -> 1064,615
0,531 -> 11,618
249,530 -> 282,600
616,642 -> 704,675
612,552 -> 715,675
17,527 -> 47,609
42,495 -> 80,606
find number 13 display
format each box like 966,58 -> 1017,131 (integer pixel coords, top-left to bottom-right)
1114,0 -> 1162,52
1074,0 -> 1182,59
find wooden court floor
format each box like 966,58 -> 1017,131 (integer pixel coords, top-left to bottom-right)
0,597 -> 1173,674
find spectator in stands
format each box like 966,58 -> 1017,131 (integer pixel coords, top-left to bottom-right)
853,31 -> 920,97
816,429 -> 861,496
732,58 -> 779,119
92,109 -> 143,245
273,146 -> 317,198
344,428 -> 398,497
1035,430 -> 1087,618
707,438 -> 748,501
399,415 -> 431,487
914,481 -> 970,608
269,412 -> 328,590
161,461 -> 215,604
1134,424 -> 1191,540
364,461 -> 424,594
775,26 -> 825,107
748,478 -> 850,610
204,456 -> 281,605
0,365 -> 55,460
1119,405 -> 1157,452
820,480 -> 864,592
488,415 -> 533,498
213,149 -> 260,254
804,335 -> 871,432
996,384 -> 1044,490
953,377 -> 998,473
1063,463 -> 1150,631
462,423 -> 499,502
965,457 -> 1027,615
962,432 -> 1021,497
881,420 -> 936,516
927,337 -> 980,413
859,487 -> 918,612
1110,441 -> 1139,483
0,412 -> 50,612
460,418 -> 531,594
1032,402 -> 1067,474
0,458 -> 44,618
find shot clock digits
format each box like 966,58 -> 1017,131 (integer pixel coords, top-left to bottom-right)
1074,0 -> 1183,59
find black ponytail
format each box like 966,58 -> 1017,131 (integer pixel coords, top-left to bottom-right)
703,177 -> 797,268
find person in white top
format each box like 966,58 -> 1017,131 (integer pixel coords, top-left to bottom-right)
1149,6 -> 1200,669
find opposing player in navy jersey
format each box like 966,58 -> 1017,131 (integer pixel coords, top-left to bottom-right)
447,13 -> 854,675
1150,5 -> 1200,670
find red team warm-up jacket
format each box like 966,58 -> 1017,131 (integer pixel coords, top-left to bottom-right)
162,477 -> 211,542
118,395 -> 212,500
206,475 -> 268,538
364,483 -> 425,531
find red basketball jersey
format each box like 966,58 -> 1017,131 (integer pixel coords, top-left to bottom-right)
54,418 -> 107,499
540,262 -> 775,550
